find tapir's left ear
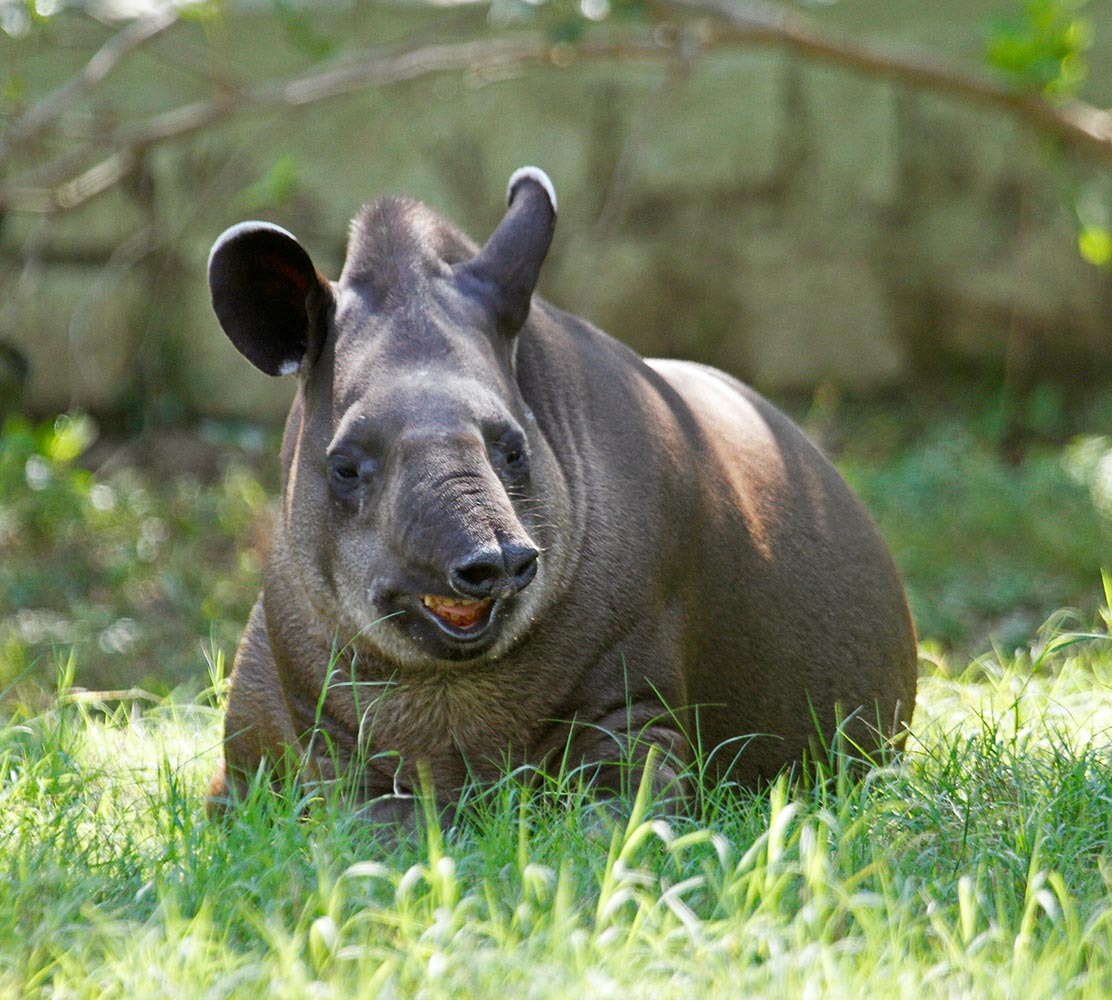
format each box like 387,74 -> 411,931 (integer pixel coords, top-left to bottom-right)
207,221 -> 334,376
461,167 -> 557,334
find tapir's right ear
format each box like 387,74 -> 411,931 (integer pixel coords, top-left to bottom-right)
207,221 -> 333,376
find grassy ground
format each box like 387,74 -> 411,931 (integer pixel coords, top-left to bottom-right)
0,598 -> 1110,997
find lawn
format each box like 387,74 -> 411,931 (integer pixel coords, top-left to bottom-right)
1,599 -> 1110,997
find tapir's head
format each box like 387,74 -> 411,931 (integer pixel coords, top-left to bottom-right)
208,169 -> 567,666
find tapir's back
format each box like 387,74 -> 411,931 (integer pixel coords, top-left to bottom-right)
646,358 -> 918,783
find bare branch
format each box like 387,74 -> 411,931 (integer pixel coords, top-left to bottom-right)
3,2 -> 1111,213
0,3 -> 180,162
0,33 -> 658,211
668,0 -> 1112,159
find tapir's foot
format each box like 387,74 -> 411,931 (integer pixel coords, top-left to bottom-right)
204,760 -> 236,820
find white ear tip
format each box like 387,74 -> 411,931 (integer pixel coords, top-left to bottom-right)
507,167 -> 557,215
207,220 -> 299,272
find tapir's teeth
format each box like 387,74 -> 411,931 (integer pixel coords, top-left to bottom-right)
421,595 -> 491,609
420,594 -> 493,630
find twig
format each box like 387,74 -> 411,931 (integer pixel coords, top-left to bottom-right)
3,4 -> 1112,213
61,687 -> 162,705
0,3 -> 180,162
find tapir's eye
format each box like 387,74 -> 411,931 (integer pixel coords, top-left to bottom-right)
491,430 -> 529,482
331,462 -> 359,484
327,451 -> 375,497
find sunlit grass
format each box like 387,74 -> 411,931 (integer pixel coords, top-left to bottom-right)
2,597 -> 1111,997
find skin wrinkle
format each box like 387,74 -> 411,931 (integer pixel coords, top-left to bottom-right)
510,305 -> 592,593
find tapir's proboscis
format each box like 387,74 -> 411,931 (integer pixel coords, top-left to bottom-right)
206,167 -> 917,822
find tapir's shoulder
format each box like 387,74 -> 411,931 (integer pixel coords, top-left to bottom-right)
642,358 -> 793,455
645,358 -> 773,419
644,358 -> 826,459
524,298 -> 648,375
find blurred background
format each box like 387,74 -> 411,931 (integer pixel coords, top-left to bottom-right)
1,0 -> 1110,699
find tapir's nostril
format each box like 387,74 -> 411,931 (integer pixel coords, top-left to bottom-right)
450,543 -> 539,598
451,556 -> 502,595
508,545 -> 539,590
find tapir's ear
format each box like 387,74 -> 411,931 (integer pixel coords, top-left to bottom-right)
207,221 -> 333,376
461,167 -> 557,334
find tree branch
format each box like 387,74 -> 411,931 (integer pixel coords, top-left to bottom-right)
0,3 -> 180,163
668,0 -> 1112,159
2,2 -> 1110,213
1,33 -> 657,211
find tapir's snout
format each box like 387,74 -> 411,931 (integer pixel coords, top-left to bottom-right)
450,541 -> 539,600
404,536 -> 541,655
341,412 -> 549,659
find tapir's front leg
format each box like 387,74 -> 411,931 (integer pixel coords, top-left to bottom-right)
208,598 -> 419,823
545,704 -> 694,812
206,598 -> 304,814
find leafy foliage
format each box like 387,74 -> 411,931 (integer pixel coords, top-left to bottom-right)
0,414 -> 274,699
983,1 -> 1110,269
843,423 -> 1111,648
985,0 -> 1093,98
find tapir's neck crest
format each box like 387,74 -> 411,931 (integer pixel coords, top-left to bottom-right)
340,197 -> 479,305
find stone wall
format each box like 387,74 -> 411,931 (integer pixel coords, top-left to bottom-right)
2,2 -> 1111,423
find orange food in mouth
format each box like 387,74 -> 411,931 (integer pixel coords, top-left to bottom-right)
420,595 -> 492,630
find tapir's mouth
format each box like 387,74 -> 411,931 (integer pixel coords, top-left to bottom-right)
380,572 -> 536,661
417,594 -> 495,638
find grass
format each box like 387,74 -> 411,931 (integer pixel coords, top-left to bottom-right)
843,426 -> 1112,650
1,595 -> 1111,998
810,381 -> 1112,650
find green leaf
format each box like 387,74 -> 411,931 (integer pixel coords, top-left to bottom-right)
235,154 -> 301,213
1078,225 -> 1112,267
2,74 -> 26,107
984,0 -> 1092,99
178,1 -> 226,24
275,0 -> 336,62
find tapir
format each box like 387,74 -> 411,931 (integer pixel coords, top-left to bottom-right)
206,167 -> 917,819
